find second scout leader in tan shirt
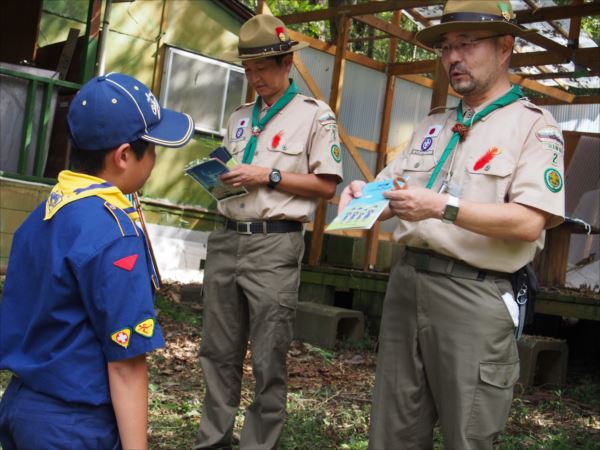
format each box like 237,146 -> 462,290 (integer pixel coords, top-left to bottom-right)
195,14 -> 342,450
220,93 -> 343,222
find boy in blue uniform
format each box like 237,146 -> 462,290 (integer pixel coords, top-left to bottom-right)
0,73 -> 194,449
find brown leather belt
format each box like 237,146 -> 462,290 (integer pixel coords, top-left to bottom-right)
225,219 -> 302,234
404,247 -> 509,281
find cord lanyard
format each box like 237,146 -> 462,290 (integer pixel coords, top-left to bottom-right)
425,85 -> 524,190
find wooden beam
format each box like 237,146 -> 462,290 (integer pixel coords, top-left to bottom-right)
509,74 -> 576,103
354,14 -> 428,50
515,70 -> 600,80
365,11 -> 401,271
515,2 -> 600,24
430,58 -> 449,109
532,95 -> 600,106
389,47 -> 600,74
288,29 -> 385,72
308,14 -> 351,266
278,0 -> 442,24
329,15 -> 350,123
292,54 -> 374,180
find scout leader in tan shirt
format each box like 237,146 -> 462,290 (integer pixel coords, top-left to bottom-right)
339,1 -> 564,449
220,91 -> 343,222
195,15 -> 342,450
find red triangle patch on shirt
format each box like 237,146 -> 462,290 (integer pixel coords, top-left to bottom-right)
113,254 -> 139,271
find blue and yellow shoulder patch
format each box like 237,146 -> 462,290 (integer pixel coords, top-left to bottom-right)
104,202 -> 139,237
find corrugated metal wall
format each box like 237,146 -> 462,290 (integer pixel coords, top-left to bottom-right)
543,103 -> 600,133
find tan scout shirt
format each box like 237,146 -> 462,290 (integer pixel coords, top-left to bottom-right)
378,96 -> 565,273
218,93 -> 343,222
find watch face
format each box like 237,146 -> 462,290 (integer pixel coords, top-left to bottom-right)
270,170 -> 281,183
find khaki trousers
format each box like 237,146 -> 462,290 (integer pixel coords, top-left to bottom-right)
369,257 -> 519,450
195,228 -> 304,450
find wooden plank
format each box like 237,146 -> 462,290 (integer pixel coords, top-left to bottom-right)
350,135 -> 378,152
278,0 -> 442,24
294,53 -> 374,180
389,48 -> 600,75
354,14 -> 428,50
535,225 -> 571,287
532,95 -> 600,105
430,58 -> 449,109
309,15 -> 351,266
288,29 -> 385,72
515,2 -> 600,24
509,74 -> 575,103
515,70 -> 600,80
365,11 -> 401,271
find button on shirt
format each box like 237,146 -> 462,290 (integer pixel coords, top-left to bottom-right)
378,98 -> 565,273
219,94 -> 344,222
0,197 -> 164,405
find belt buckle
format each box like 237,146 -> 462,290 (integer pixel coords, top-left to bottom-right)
236,221 -> 253,235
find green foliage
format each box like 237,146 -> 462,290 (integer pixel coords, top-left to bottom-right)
155,294 -> 202,327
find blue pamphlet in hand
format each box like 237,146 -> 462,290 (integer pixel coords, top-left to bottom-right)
184,147 -> 248,201
326,178 -> 405,231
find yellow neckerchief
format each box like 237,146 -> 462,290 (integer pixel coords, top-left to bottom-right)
44,170 -> 139,221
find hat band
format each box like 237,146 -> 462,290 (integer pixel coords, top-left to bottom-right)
238,40 -> 298,57
441,12 -> 515,25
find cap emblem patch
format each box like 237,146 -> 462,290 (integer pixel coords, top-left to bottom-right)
145,91 -> 160,118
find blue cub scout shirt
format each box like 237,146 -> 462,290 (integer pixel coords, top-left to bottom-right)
0,196 -> 165,405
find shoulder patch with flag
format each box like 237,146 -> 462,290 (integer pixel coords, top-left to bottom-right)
111,328 -> 131,348
113,254 -> 139,271
134,318 -> 155,338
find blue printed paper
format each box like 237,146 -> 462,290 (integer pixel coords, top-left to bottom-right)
326,179 -> 401,231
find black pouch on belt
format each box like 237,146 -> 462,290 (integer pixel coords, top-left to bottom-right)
511,264 -> 539,338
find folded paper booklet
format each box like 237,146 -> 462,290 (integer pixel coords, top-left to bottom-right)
326,178 -> 405,231
185,146 -> 248,202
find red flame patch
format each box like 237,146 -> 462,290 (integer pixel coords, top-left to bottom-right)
271,131 -> 283,149
473,147 -> 501,171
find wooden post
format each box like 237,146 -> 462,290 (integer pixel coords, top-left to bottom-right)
430,58 -> 449,110
364,11 -> 400,271
308,14 -> 350,266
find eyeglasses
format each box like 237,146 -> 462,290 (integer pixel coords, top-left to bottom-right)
432,34 -> 506,57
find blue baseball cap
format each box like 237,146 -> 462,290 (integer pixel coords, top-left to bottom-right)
67,72 -> 195,151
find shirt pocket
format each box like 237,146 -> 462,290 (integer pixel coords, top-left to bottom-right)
266,142 -> 305,172
465,153 -> 514,203
401,153 -> 437,187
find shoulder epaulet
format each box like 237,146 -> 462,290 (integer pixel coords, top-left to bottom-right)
103,201 -> 139,238
428,105 -> 456,116
519,97 -> 543,114
302,96 -> 322,107
233,101 -> 255,112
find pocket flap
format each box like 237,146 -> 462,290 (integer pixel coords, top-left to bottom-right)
278,291 -> 298,310
467,153 -> 513,177
479,361 -> 520,388
268,143 -> 304,155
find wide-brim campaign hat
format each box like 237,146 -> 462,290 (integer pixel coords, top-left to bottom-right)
416,0 -> 536,48
224,14 -> 309,62
68,72 -> 195,151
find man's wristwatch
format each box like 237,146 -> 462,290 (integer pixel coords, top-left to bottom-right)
441,195 -> 460,224
268,168 -> 282,189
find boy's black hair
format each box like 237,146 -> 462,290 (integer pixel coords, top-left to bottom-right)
70,139 -> 149,175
